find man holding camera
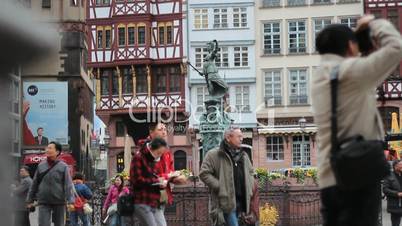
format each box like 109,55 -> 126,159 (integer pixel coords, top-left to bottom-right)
312,15 -> 402,226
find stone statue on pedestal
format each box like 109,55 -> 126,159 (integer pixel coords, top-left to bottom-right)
201,40 -> 228,100
188,40 -> 232,159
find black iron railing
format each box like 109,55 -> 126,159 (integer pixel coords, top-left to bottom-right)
90,183 -> 322,226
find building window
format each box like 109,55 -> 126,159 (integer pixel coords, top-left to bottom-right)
112,70 -> 118,95
313,0 -> 331,4
100,69 -> 119,96
289,69 -> 308,105
116,152 -> 124,173
10,80 -> 20,114
159,26 -> 165,45
96,0 -> 109,5
287,0 -> 306,6
313,19 -> 331,51
116,121 -> 125,137
128,26 -> 135,46
264,70 -> 282,106
263,22 -> 281,55
263,0 -> 281,7
118,26 -> 126,47
154,68 -> 166,93
101,70 -> 111,95
122,68 -> 133,94
292,136 -> 311,167
213,8 -> 228,28
266,136 -> 284,160
169,67 -> 181,93
340,17 -> 357,28
42,0 -> 51,8
97,30 -> 103,49
288,20 -> 307,54
388,9 -> 399,29
195,47 -> 208,68
174,150 -> 187,170
215,47 -> 229,68
234,47 -> 248,67
233,8 -> 247,28
136,67 -> 148,93
138,26 -> 146,45
235,86 -> 250,112
196,86 -> 209,112
194,9 -> 208,29
105,29 -> 111,48
12,119 -> 20,154
166,25 -> 173,44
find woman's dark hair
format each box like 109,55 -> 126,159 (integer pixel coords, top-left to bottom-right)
73,172 -> 84,180
114,175 -> 124,192
150,137 -> 167,151
316,24 -> 357,56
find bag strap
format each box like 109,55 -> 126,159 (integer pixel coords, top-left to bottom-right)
330,66 -> 340,152
37,160 -> 60,186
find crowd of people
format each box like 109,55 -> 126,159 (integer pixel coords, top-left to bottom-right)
8,14 -> 402,226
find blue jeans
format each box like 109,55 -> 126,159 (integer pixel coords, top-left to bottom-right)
133,204 -> 167,226
108,213 -> 126,226
224,210 -> 239,226
70,211 -> 89,226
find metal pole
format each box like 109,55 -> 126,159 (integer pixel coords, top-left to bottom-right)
301,133 -> 305,167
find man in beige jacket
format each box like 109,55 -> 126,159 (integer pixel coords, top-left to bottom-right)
312,15 -> 402,226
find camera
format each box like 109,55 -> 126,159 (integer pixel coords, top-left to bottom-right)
355,27 -> 374,56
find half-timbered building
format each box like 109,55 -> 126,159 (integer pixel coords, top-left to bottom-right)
364,0 -> 402,134
87,0 -> 190,177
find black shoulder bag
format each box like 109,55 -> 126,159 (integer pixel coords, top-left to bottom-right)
330,66 -> 390,191
117,192 -> 135,216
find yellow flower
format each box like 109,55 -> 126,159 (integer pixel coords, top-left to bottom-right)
260,203 -> 279,226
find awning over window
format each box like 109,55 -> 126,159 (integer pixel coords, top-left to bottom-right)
258,126 -> 318,135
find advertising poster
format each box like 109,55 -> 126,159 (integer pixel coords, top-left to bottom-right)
23,82 -> 68,146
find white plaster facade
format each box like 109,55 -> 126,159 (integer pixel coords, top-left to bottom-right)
187,0 -> 257,130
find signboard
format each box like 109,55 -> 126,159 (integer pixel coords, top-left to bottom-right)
23,82 -> 68,146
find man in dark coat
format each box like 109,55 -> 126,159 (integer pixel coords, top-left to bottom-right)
12,166 -> 33,226
384,160 -> 402,226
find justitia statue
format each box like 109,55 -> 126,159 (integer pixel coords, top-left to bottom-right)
188,40 -> 232,159
201,40 -> 229,99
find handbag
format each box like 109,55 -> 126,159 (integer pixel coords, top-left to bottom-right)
329,66 -> 390,191
72,186 -> 85,211
117,193 -> 135,216
83,203 -> 93,214
239,179 -> 259,226
107,203 -> 118,216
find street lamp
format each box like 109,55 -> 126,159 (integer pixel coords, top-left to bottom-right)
299,117 -> 307,167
